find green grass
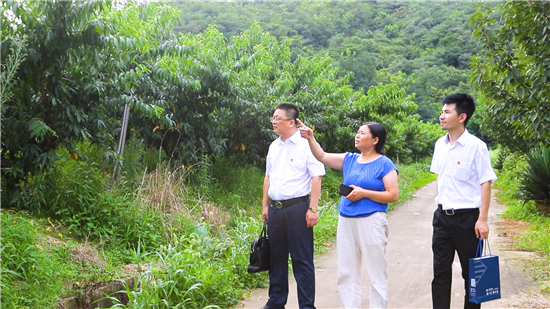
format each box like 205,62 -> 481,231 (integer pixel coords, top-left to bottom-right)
1,150 -> 438,308
1,212 -> 76,308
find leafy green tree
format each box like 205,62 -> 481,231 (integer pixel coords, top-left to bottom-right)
410,66 -> 471,122
0,1 -> 179,208
471,1 -> 550,151
143,21 -> 439,166
2,1 -> 108,206
348,83 -> 441,162
144,23 -> 361,164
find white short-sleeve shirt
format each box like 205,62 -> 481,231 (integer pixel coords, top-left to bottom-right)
266,130 -> 326,201
430,129 -> 497,210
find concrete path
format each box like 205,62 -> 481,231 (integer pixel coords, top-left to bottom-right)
238,181 -> 544,308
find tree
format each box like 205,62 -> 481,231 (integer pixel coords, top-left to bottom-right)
2,1 -> 108,205
471,1 -> 550,151
327,35 -> 378,90
1,1 -> 180,207
140,21 -> 440,166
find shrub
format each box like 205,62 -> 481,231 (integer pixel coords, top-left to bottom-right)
494,147 -> 550,291
209,156 -> 265,214
46,158 -> 118,238
519,144 -> 550,204
320,167 -> 344,200
494,152 -> 529,202
493,146 -> 509,171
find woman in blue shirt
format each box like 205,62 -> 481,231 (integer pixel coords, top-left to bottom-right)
297,119 -> 399,309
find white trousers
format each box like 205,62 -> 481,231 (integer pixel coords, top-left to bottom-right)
337,212 -> 389,309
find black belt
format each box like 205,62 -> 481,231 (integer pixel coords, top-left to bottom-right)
438,204 -> 477,216
271,195 -> 310,209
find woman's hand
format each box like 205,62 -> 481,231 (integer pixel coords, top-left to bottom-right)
345,185 -> 363,202
297,118 -> 314,140
296,118 -> 346,171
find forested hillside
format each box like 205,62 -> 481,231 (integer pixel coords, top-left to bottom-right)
175,1 -> 485,123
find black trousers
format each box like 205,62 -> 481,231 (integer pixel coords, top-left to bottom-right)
267,200 -> 315,309
432,207 -> 481,309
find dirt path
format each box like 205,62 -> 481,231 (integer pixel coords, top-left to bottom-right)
238,182 -> 549,308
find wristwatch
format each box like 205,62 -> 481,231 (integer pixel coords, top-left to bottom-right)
308,207 -> 318,213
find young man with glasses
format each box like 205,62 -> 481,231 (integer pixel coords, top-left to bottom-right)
260,103 -> 325,309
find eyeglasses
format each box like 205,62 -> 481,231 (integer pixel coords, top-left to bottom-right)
270,117 -> 293,123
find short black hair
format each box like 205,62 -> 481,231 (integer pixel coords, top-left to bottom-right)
362,122 -> 387,155
440,93 -> 476,127
275,103 -> 299,120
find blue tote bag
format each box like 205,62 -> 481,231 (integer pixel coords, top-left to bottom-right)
469,239 -> 501,304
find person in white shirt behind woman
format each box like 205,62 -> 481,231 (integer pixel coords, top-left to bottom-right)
297,118 -> 399,309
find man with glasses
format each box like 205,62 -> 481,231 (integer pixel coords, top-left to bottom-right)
260,103 -> 325,309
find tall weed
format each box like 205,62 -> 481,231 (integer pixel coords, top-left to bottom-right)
137,161 -> 193,214
76,138 -> 150,189
108,193 -> 172,254
314,203 -> 339,252
111,217 -> 267,308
